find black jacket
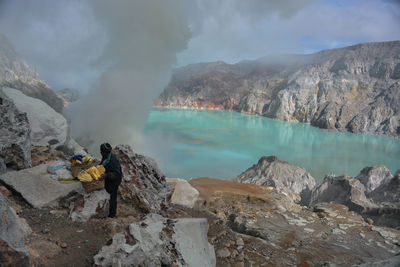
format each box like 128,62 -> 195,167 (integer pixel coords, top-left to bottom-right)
101,153 -> 122,178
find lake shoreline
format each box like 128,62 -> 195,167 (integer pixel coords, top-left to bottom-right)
153,105 -> 399,139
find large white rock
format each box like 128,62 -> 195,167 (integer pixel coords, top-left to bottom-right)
173,218 -> 216,267
3,87 -> 68,147
0,164 -> 83,209
167,178 -> 200,208
69,190 -> 109,222
94,213 -> 216,267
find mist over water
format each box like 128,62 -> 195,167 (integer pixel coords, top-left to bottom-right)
145,109 -> 400,183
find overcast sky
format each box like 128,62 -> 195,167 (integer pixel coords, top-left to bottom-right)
0,0 -> 399,92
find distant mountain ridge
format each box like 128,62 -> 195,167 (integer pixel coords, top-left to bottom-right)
157,41 -> 400,137
0,33 -> 63,112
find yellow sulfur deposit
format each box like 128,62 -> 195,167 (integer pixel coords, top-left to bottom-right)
82,156 -> 93,165
77,165 -> 105,182
77,171 -> 92,182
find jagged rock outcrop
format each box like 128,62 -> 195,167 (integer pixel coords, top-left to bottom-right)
93,213 -> 216,267
309,174 -> 376,213
369,169 -> 400,204
113,145 -> 172,213
0,88 -> 31,171
356,165 -> 393,194
0,33 -> 63,112
235,156 -> 315,205
3,87 -> 68,148
0,194 -> 32,266
310,167 -> 400,229
157,41 -> 400,137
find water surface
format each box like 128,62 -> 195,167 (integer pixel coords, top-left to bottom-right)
144,109 -> 400,183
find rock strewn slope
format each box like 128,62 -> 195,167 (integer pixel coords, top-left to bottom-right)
158,41 -> 400,137
189,177 -> 400,267
0,33 -> 63,112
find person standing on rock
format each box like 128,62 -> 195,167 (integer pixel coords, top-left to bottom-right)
100,143 -> 122,218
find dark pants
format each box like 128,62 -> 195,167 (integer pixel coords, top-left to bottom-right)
104,172 -> 121,217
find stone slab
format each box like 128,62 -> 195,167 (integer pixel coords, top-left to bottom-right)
0,164 -> 83,208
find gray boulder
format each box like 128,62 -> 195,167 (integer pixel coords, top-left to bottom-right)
93,213 -> 216,267
235,156 -> 316,205
0,88 -> 31,171
356,165 -> 393,194
0,194 -> 31,265
3,87 -> 68,147
0,164 -> 83,209
309,174 -> 376,213
113,145 -> 172,213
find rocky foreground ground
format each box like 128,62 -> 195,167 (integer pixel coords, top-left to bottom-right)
1,142 -> 400,266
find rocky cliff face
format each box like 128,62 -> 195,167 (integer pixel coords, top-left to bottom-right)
0,33 -> 63,112
157,41 -> 400,137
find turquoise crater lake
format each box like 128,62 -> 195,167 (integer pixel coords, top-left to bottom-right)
144,109 -> 400,183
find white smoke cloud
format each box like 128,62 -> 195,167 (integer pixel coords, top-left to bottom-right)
67,0 -> 191,154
